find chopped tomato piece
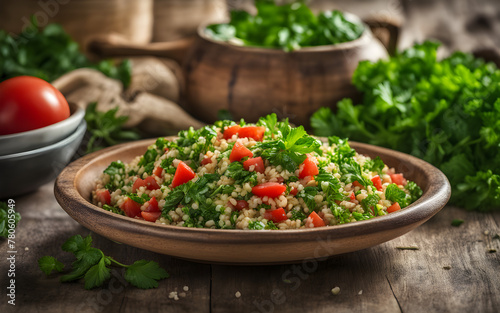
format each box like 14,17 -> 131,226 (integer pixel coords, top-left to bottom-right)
153,166 -> 163,177
95,189 -> 111,205
243,156 -> 265,173
252,182 -> 286,198
390,173 -> 407,186
231,200 -> 249,211
352,181 -> 364,188
238,126 -> 265,141
349,192 -> 356,201
141,211 -> 161,222
229,141 -> 253,163
201,155 -> 213,165
387,202 -> 401,213
371,175 -> 383,191
144,176 -> 160,190
264,208 -> 288,223
121,198 -> 142,218
290,187 -> 298,196
223,125 -> 241,140
299,154 -> 319,179
132,178 -> 147,192
308,211 -> 326,227
143,197 -> 159,212
172,161 -> 196,188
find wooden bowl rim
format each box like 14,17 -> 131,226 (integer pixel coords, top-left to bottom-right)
55,137 -> 451,245
196,12 -> 377,54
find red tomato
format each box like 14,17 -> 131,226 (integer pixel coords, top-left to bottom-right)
349,192 -> 356,201
144,176 -> 160,190
153,166 -> 163,177
121,198 -> 142,218
264,208 -> 288,223
231,200 -> 249,211
223,125 -> 241,140
352,181 -> 364,188
387,202 -> 401,213
95,189 -> 111,205
243,156 -> 265,173
371,175 -> 383,191
308,211 -> 326,227
290,187 -> 298,196
390,173 -> 407,186
0,76 -> 70,135
132,178 -> 147,192
141,211 -> 161,222
299,154 -> 319,179
201,155 -> 213,165
172,161 -> 196,188
238,126 -> 266,141
143,197 -> 159,212
229,141 -> 253,163
252,182 -> 286,198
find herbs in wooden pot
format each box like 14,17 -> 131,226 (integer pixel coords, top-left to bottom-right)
206,0 -> 364,51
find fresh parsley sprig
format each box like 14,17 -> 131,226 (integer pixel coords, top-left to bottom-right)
254,118 -> 322,172
38,235 -> 169,289
84,102 -> 142,153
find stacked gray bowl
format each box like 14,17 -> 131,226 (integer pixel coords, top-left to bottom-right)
0,103 -> 87,198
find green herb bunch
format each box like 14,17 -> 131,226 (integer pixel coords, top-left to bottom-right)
206,0 -> 364,51
0,19 -> 131,87
39,235 -> 169,289
311,41 -> 500,211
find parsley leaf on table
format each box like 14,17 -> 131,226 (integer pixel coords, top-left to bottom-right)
38,235 -> 169,290
125,260 -> 170,289
38,256 -> 65,276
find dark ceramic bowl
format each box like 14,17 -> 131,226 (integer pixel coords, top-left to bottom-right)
0,120 -> 86,199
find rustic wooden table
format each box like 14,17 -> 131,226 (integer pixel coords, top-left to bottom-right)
2,179 -> 499,313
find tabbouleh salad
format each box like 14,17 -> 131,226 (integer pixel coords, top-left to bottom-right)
92,114 -> 422,230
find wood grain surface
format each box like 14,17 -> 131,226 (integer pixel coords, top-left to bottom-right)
2,180 -> 498,313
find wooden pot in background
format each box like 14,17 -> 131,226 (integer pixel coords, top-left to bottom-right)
0,0 -> 153,49
183,14 -> 394,127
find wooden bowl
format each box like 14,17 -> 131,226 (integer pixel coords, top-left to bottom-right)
183,14 -> 393,127
54,138 -> 450,265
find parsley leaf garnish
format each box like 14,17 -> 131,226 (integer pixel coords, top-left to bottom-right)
124,260 -> 170,289
38,256 -> 65,276
38,235 -> 169,289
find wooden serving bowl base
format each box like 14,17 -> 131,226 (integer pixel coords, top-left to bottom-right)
55,138 -> 450,265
